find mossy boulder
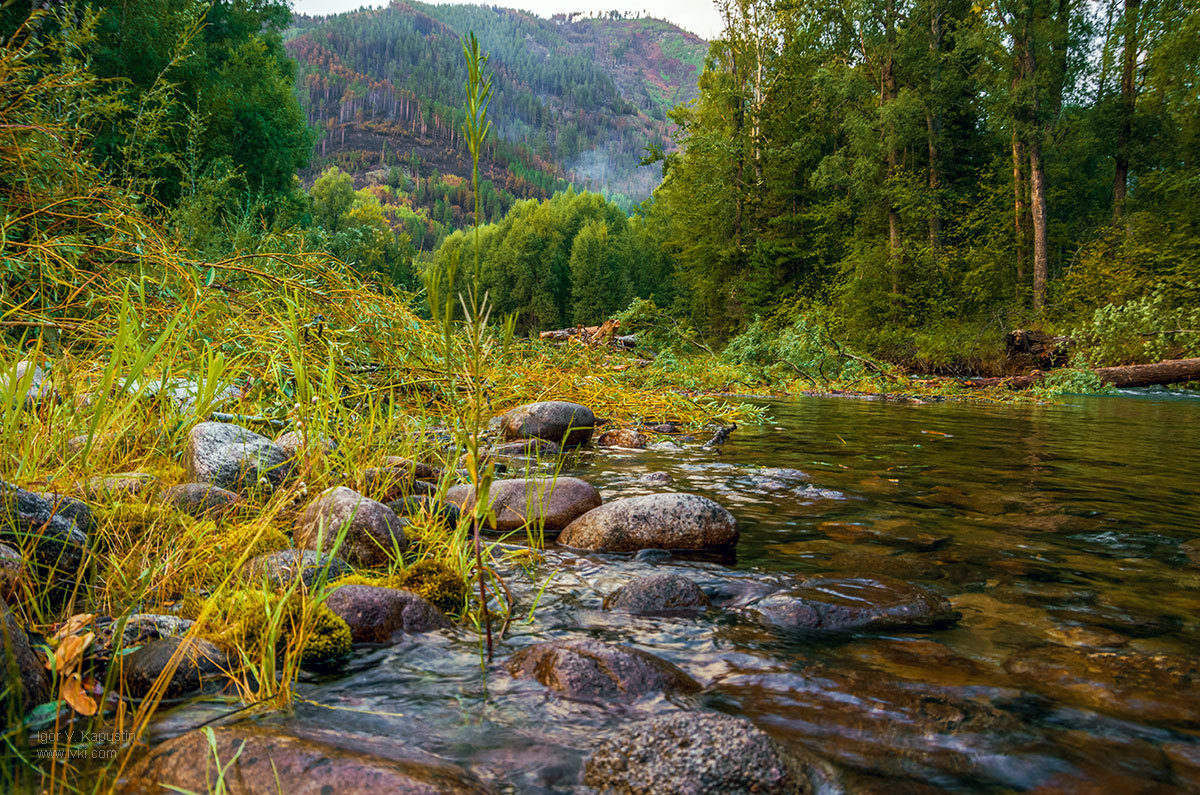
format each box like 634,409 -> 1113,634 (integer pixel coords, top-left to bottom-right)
395,560 -> 468,614
198,590 -> 352,668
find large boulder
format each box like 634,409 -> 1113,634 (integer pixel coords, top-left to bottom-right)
35,492 -> 93,535
160,482 -> 243,518
239,549 -> 350,589
0,598 -> 50,721
507,639 -> 700,701
121,725 -> 492,794
326,585 -> 449,644
603,572 -> 712,614
745,576 -> 960,633
558,493 -> 738,553
444,477 -> 601,535
184,422 -> 292,491
0,544 -> 21,597
583,711 -> 839,795
294,487 -> 407,567
0,481 -> 87,581
498,401 -> 595,447
118,636 -> 228,699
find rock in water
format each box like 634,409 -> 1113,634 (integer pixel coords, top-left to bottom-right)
558,493 -> 738,553
444,477 -> 601,535
184,422 -> 292,491
326,585 -> 449,643
0,598 -> 50,721
745,576 -> 960,633
118,636 -> 228,699
597,428 -> 648,449
239,549 -> 349,589
160,482 -> 243,517
294,487 -> 407,567
507,639 -> 700,701
121,725 -> 492,794
603,572 -> 712,614
583,711 -> 839,795
0,481 -> 87,581
498,401 -> 595,447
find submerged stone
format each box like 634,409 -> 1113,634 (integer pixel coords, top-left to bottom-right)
507,638 -> 700,701
326,584 -> 449,644
603,572 -> 712,614
745,576 -> 960,633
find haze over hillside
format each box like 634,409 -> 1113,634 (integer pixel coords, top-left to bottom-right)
287,3 -> 707,215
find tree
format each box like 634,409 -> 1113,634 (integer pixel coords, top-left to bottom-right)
311,167 -> 356,233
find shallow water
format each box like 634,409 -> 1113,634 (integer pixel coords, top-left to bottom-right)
167,393 -> 1200,792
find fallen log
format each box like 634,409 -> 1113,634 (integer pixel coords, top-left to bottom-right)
964,357 -> 1200,390
539,320 -> 635,348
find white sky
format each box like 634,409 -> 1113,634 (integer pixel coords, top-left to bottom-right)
289,1 -> 723,39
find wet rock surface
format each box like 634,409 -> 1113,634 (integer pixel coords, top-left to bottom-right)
558,492 -> 738,552
745,576 -> 960,633
603,572 -> 712,614
184,421 -> 292,491
499,401 -> 595,447
122,725 -> 492,794
119,636 -> 228,699
295,486 -> 407,566
160,482 -> 243,517
583,711 -> 838,795
445,476 -> 601,535
1004,646 -> 1200,727
507,638 -> 700,701
240,549 -> 349,588
326,584 -> 450,643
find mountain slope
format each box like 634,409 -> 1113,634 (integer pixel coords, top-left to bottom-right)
287,4 -> 706,208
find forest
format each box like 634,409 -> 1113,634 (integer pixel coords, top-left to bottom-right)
4,1 -> 1200,793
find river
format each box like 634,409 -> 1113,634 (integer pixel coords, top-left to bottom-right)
157,392 -> 1200,792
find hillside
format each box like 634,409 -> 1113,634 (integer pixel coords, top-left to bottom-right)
286,3 -> 706,230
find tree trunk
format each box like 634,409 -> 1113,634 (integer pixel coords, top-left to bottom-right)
1012,131 -> 1028,293
965,357 -> 1200,390
927,4 -> 943,256
1113,0 -> 1140,221
1029,135 -> 1049,311
884,0 -> 902,311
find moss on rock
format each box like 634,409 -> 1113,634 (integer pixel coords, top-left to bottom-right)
395,559 -> 467,614
197,589 -> 351,667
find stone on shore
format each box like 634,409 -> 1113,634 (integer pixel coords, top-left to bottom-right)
118,636 -> 228,699
498,401 -> 595,447
444,477 -> 601,535
184,422 -> 292,491
0,598 -> 50,721
239,549 -> 350,589
0,481 -> 88,581
160,482 -> 243,518
558,493 -> 738,553
294,487 -> 407,567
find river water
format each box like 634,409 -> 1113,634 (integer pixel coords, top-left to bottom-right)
168,393 -> 1200,792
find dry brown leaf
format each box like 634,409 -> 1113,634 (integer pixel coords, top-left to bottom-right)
60,673 -> 98,716
52,613 -> 95,642
53,630 -> 95,676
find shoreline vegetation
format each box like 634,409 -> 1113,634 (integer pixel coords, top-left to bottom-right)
0,2 -> 1197,792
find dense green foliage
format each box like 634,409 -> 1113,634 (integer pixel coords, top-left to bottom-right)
649,0 -> 1200,369
430,191 -> 674,333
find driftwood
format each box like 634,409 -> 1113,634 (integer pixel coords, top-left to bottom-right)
965,357 -> 1200,390
539,320 -> 635,348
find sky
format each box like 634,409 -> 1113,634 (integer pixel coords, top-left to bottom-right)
290,1 -> 724,39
